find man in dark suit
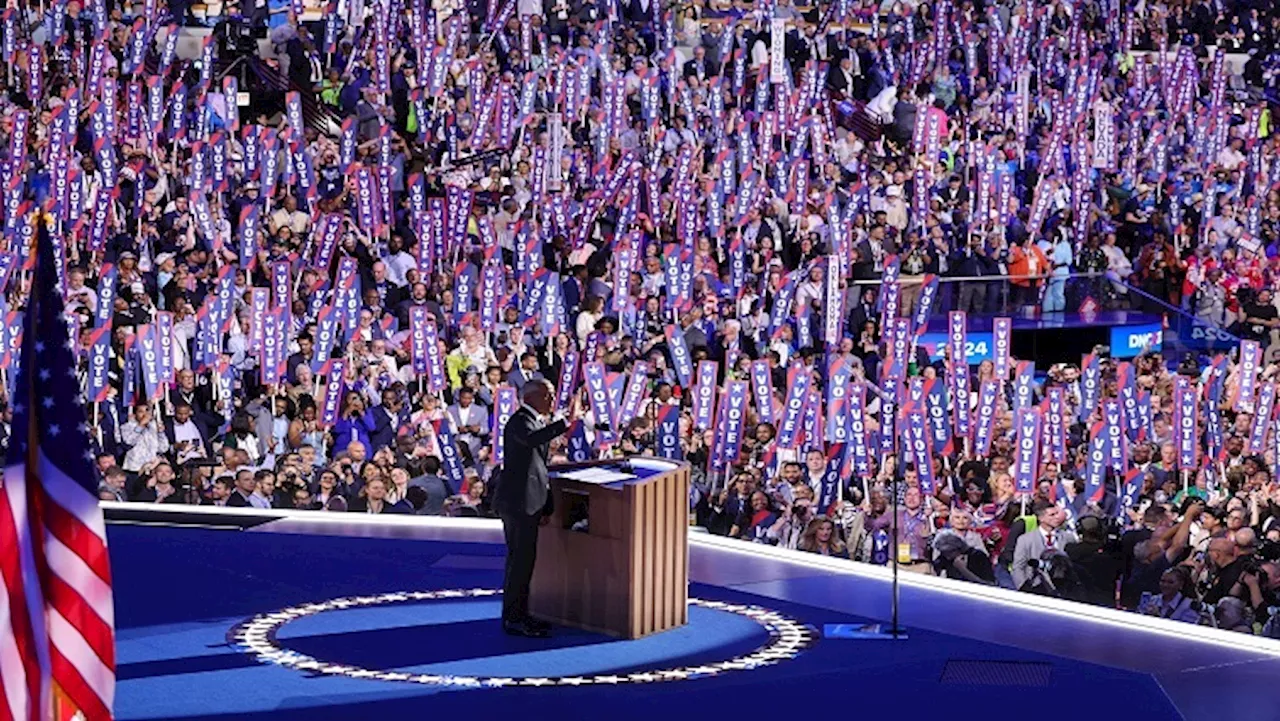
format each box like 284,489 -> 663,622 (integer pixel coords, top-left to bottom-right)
846,287 -> 879,337
163,402 -> 214,459
369,388 -> 402,452
682,46 -> 719,81
826,55 -> 859,99
506,352 -> 545,393
94,392 -> 127,461
491,380 -> 570,638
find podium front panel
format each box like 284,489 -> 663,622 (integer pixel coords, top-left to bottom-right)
531,459 -> 689,639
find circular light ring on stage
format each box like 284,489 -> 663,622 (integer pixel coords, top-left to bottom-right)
231,588 -> 815,687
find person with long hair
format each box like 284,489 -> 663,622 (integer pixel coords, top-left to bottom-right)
797,517 -> 849,558
1135,566 -> 1202,623
730,490 -> 790,544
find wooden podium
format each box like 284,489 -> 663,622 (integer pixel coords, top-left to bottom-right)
530,457 -> 690,639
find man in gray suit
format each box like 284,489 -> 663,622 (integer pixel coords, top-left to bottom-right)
1011,504 -> 1077,590
491,380 -> 570,637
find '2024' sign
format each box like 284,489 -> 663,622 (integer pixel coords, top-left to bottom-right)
922,332 -> 991,363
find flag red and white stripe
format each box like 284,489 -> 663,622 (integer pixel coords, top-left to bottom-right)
1,219 -> 115,720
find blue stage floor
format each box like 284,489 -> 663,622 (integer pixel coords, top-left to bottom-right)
105,509 -> 1280,721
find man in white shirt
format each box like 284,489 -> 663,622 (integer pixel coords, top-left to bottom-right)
1216,137 -> 1246,171
381,235 -> 417,288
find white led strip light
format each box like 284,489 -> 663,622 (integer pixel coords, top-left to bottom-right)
230,589 -> 815,687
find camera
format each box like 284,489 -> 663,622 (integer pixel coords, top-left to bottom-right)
1256,539 -> 1280,562
217,16 -> 262,58
1178,352 -> 1200,377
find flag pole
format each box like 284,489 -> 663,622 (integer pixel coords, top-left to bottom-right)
52,681 -> 77,721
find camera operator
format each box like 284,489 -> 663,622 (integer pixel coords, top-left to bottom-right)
1065,515 -> 1125,607
1217,530 -> 1277,616
1202,532 -> 1249,604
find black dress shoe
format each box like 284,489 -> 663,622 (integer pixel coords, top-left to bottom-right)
524,616 -> 552,632
503,620 -> 550,638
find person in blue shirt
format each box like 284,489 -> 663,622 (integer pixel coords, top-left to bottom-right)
1041,227 -> 1074,313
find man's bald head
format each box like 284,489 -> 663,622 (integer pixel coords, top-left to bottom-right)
1207,537 -> 1237,569
1234,527 -> 1258,554
522,379 -> 555,415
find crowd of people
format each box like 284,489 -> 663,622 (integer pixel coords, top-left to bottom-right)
3,0 -> 1280,636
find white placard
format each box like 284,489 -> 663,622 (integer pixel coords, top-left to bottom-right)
770,18 -> 787,84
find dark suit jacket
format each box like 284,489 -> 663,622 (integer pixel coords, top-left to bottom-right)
348,498 -> 411,514
369,405 -> 398,452
826,68 -> 856,97
163,416 -> 213,458
844,304 -> 875,338
682,58 -> 720,79
506,367 -> 544,392
96,400 -> 127,460
492,407 -> 567,517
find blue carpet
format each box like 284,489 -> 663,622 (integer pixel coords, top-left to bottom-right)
108,525 -> 1181,721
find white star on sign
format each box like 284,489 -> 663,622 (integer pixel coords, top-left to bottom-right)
42,397 -> 54,409
48,425 -> 60,436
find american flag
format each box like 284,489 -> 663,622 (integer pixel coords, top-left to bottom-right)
0,219 -> 115,720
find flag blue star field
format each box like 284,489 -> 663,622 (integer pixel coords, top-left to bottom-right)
0,218 -> 115,721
